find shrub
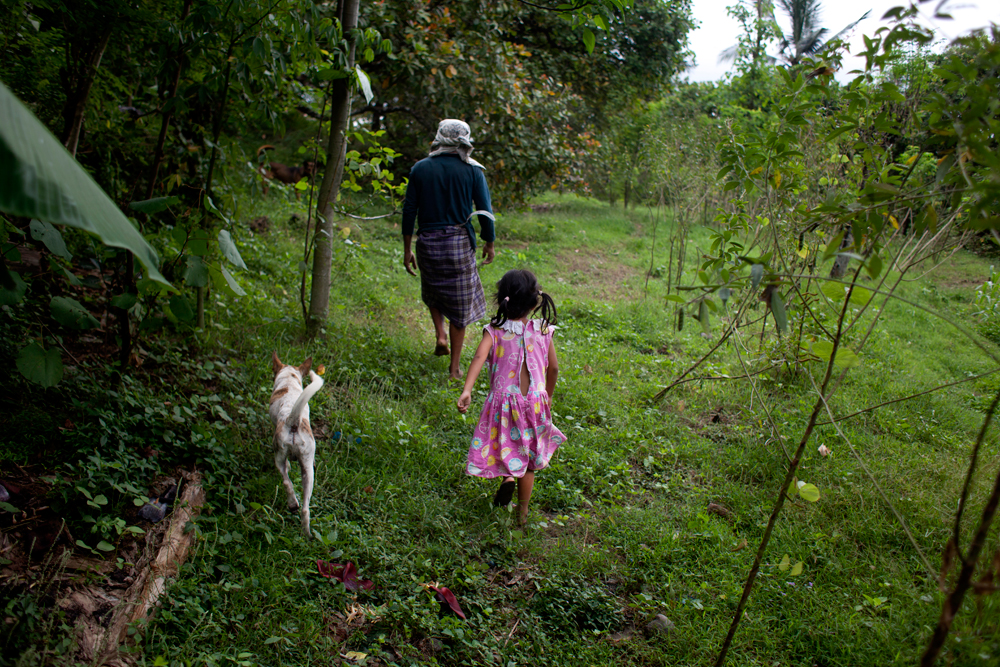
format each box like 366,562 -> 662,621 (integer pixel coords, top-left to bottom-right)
531,575 -> 623,633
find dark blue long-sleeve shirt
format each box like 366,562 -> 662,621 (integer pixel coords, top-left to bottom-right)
401,153 -> 495,249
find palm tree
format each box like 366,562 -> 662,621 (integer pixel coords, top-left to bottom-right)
774,0 -> 870,65
717,0 -> 869,67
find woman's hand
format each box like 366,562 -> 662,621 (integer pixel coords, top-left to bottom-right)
481,242 -> 495,266
457,391 -> 472,413
403,249 -> 418,276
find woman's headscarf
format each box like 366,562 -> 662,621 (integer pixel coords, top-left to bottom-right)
428,119 -> 484,169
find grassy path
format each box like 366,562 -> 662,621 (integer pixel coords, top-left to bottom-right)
141,194 -> 1000,666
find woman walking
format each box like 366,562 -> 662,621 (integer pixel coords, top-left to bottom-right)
401,119 -> 496,379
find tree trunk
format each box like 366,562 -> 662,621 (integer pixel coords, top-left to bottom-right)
204,55 -> 234,199
145,0 -> 193,200
196,285 -> 205,328
197,41 -> 236,329
62,24 -> 114,157
306,0 -> 360,338
114,251 -> 134,380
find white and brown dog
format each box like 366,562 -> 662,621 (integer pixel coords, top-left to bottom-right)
270,352 -> 324,537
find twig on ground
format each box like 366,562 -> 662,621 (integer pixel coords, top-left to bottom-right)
502,618 -> 521,648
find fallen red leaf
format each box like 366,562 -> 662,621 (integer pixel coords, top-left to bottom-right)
429,585 -> 466,620
363,486 -> 374,494
317,560 -> 339,578
316,560 -> 374,591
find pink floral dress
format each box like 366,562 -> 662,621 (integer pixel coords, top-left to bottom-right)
465,319 -> 566,479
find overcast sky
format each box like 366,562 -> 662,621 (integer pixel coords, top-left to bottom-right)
684,0 -> 1000,82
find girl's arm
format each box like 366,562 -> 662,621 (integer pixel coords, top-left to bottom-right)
457,331 -> 494,413
545,338 -> 559,398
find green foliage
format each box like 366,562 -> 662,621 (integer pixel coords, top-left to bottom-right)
922,28 -> 1000,230
49,296 -> 100,330
532,575 -> 624,632
0,81 -> 166,283
5,4 -> 1000,666
722,0 -> 782,109
974,265 -> 1000,344
4,186 -> 997,665
29,220 -> 71,261
356,0 -> 694,205
15,342 -> 63,388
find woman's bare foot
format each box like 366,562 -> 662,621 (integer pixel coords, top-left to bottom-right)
449,368 -> 463,381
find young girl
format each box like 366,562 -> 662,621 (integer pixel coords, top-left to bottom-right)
457,269 -> 566,525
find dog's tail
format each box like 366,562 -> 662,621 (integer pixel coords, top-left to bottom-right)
256,144 -> 275,158
287,371 -> 323,428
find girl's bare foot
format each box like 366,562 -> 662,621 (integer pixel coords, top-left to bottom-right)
512,503 -> 528,526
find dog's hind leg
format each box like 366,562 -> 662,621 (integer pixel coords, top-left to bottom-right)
298,452 -> 315,538
275,452 -> 300,512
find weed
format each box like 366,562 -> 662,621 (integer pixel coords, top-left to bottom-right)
532,575 -> 624,633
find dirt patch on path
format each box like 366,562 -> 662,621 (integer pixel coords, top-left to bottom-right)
543,248 -> 642,301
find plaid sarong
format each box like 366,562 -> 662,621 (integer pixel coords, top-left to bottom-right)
416,225 -> 487,328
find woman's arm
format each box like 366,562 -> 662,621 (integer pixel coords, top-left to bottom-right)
457,331 -> 494,413
401,166 -> 421,275
472,168 -> 495,265
545,338 -> 559,398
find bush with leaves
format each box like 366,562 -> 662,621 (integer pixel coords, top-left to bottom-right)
645,10 -> 1000,665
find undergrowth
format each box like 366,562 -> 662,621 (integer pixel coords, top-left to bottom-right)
3,193 -> 1000,666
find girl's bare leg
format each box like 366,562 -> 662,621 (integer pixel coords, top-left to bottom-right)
516,471 -> 535,525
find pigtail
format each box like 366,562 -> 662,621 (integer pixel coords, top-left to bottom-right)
491,295 -> 511,328
535,291 -> 558,330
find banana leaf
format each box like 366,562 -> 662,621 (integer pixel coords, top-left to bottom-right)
0,81 -> 168,285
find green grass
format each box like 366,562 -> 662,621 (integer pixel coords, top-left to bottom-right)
8,187 -> 999,666
132,191 -> 1000,666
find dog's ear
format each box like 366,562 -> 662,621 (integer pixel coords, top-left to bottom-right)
272,351 -> 284,375
298,357 -> 312,376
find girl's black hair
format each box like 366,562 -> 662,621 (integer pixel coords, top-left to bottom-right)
490,269 -> 558,329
